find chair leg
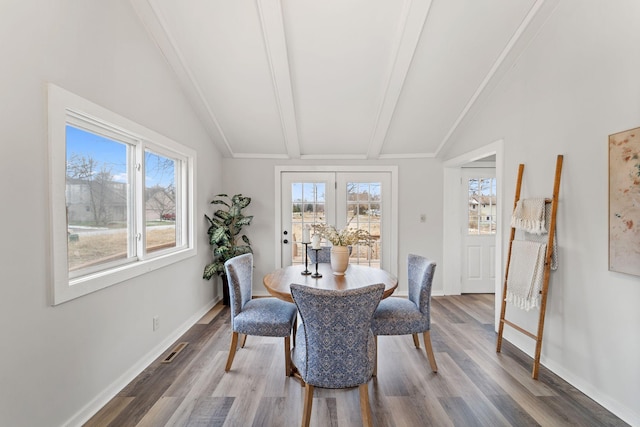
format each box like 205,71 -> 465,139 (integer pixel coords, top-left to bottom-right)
301,383 -> 314,427
412,333 -> 420,348
240,333 -> 248,348
373,335 -> 378,377
284,336 -> 292,377
225,331 -> 239,372
292,317 -> 297,348
423,331 -> 438,373
359,383 -> 373,427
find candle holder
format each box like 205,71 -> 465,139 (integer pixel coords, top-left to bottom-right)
311,248 -> 322,278
301,242 -> 311,275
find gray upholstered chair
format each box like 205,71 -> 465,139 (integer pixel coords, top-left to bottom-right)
290,283 -> 384,427
224,253 -> 297,376
307,245 -> 353,263
370,254 -> 438,374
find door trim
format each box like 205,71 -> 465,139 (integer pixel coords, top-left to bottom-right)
442,140 -> 504,330
275,165 -> 399,275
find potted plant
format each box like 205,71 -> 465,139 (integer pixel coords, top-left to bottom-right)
203,193 -> 253,305
312,224 -> 372,275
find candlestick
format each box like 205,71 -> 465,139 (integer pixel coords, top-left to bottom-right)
311,248 -> 322,278
301,242 -> 311,275
302,226 -> 310,243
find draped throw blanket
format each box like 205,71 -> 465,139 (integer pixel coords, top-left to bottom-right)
506,240 -> 547,311
511,198 -> 547,234
519,201 -> 558,270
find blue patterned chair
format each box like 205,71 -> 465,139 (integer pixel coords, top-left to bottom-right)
306,246 -> 331,263
290,283 -> 384,427
224,253 -> 297,376
371,254 -> 438,374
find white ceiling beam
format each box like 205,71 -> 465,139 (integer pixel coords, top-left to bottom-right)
129,0 -> 234,157
257,0 -> 301,159
367,0 -> 433,159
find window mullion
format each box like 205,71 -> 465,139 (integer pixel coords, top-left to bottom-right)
134,143 -> 145,259
175,160 -> 184,247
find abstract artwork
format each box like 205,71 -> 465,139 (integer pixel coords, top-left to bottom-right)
609,126 -> 640,276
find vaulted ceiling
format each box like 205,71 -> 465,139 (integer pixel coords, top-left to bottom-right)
131,0 -> 554,159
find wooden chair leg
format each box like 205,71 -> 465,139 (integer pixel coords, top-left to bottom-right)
412,333 -> 420,348
423,331 -> 438,373
301,383 -> 314,427
359,383 -> 373,427
292,317 -> 297,348
225,332 -> 239,372
284,336 -> 292,376
240,333 -> 248,348
373,335 -> 378,377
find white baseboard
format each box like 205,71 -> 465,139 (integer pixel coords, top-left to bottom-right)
505,338 -> 639,427
63,297 -> 220,427
540,357 -> 640,426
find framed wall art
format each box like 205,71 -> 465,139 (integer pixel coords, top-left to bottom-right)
609,126 -> 640,276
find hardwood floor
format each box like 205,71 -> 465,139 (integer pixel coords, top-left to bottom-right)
85,295 -> 628,426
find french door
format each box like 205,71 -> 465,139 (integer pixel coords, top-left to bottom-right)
278,171 -> 394,272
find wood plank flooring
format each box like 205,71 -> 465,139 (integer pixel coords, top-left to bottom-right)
85,294 -> 628,426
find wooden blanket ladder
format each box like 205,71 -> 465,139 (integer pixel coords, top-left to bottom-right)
496,154 -> 563,379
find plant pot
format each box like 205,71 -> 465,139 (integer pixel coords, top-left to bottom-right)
221,274 -> 230,306
330,246 -> 350,275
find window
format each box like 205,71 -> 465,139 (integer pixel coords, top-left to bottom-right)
49,84 -> 195,305
290,182 -> 327,264
345,181 -> 382,268
467,177 -> 496,235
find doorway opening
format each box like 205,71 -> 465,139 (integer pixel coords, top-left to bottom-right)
442,140 -> 504,330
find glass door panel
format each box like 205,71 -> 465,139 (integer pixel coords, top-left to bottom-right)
337,173 -> 391,270
281,173 -> 335,266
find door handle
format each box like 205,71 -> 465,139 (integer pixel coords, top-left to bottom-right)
283,239 -> 289,244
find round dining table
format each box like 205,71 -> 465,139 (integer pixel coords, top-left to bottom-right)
263,263 -> 398,303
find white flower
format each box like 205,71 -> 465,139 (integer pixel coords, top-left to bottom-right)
312,224 -> 372,246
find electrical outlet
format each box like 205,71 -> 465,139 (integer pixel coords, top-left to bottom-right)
153,316 -> 160,331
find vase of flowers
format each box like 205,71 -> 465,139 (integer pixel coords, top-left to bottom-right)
330,245 -> 350,275
312,224 -> 372,275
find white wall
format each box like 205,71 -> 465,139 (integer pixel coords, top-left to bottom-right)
443,1 -> 640,424
0,1 -> 221,426
220,158 -> 444,296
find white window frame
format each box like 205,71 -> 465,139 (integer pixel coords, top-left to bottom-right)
48,83 -> 196,305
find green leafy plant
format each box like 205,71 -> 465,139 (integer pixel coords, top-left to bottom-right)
203,194 -> 253,280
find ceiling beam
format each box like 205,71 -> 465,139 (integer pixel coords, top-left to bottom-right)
257,0 -> 301,159
367,0 -> 433,159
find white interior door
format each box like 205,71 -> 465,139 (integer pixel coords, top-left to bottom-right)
461,168 -> 496,293
279,171 -> 394,271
